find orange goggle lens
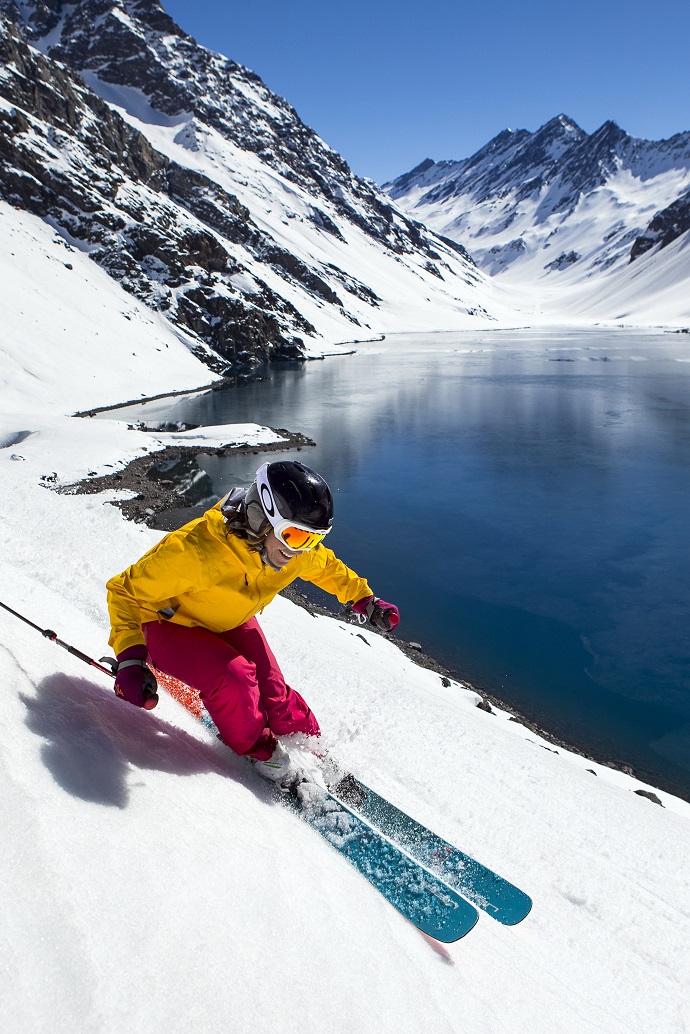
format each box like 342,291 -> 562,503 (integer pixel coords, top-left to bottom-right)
280,525 -> 327,551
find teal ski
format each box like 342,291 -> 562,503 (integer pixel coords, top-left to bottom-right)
165,687 -> 519,938
329,773 -> 532,925
284,783 -> 479,942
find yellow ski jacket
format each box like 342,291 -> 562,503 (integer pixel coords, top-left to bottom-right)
106,501 -> 373,656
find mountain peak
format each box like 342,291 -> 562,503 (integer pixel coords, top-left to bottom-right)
386,111 -> 690,285
409,157 -> 436,175
591,119 -> 628,141
538,114 -> 584,136
0,0 -> 190,48
382,157 -> 436,192
556,113 -> 583,131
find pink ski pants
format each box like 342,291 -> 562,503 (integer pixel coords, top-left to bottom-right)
143,617 -> 319,760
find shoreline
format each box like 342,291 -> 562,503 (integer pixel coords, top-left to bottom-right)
280,584 -> 673,805
66,408 -> 682,806
72,344 -> 376,419
68,425 -> 316,525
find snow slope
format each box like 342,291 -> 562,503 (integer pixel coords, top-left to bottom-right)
3,424 -> 690,1034
540,226 -> 690,325
2,189 -> 690,1034
0,200 -> 220,415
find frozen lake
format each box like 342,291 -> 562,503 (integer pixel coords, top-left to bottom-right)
113,328 -> 690,799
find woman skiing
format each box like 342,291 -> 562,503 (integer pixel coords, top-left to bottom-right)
106,460 -> 399,785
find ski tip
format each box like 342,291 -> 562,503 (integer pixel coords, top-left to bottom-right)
429,920 -> 479,943
416,902 -> 480,943
499,894 -> 533,925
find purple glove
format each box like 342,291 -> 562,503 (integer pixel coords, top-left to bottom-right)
352,595 -> 400,632
114,645 -> 159,710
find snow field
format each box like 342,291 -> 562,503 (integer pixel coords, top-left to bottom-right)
547,227 -> 690,325
2,455 -> 690,1033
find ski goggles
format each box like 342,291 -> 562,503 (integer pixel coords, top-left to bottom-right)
273,519 -> 330,552
255,463 -> 331,551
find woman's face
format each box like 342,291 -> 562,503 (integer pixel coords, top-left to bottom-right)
264,529 -> 300,569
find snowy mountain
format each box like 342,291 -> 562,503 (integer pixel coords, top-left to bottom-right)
385,115 -> 690,294
0,0 -> 512,374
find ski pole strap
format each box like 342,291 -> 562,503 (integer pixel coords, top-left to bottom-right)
115,658 -> 146,671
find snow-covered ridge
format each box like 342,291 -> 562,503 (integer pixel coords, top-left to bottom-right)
386,114 -> 690,320
0,0 -> 517,374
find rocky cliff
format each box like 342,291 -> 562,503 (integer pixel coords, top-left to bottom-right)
0,0 -> 489,373
630,188 -> 690,262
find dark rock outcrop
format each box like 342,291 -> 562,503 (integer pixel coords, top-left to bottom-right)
630,188 -> 690,261
0,16 -> 315,366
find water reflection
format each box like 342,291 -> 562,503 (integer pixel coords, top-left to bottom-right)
111,330 -> 690,797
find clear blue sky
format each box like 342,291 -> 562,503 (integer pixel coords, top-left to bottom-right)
163,0 -> 690,184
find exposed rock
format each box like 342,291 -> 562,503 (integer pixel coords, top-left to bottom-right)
545,250 -> 581,272
65,421 -> 316,525
484,238 -> 527,275
146,453 -> 212,506
630,188 -> 690,260
0,17 -> 315,367
634,789 -> 664,806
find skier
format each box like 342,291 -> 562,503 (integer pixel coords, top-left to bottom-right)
106,460 -> 400,785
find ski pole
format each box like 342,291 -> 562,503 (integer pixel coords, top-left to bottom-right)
0,598 -> 116,678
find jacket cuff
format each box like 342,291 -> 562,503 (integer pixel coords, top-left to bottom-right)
113,633 -> 147,658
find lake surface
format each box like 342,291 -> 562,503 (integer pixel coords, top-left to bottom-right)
113,329 -> 690,799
